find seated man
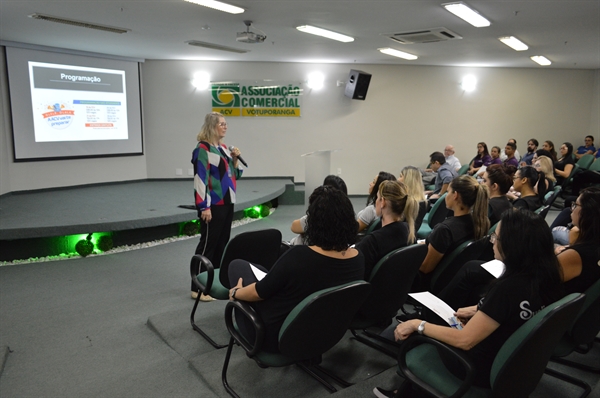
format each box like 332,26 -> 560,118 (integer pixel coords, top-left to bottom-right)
575,135 -> 596,159
425,151 -> 457,201
503,142 -> 519,168
500,138 -> 521,162
444,144 -> 461,172
519,138 -> 538,166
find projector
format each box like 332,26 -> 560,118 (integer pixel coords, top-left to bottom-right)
236,31 -> 266,43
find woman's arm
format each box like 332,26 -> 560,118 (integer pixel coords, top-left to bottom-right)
555,163 -> 574,178
395,310 -> 500,351
419,243 -> 445,274
291,219 -> 304,234
557,248 -> 583,282
229,278 -> 263,302
357,219 -> 369,232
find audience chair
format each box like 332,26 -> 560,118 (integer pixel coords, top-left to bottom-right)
222,281 -> 371,397
428,236 -> 490,295
349,244 -> 428,357
415,201 -> 428,233
544,279 -> 600,398
544,185 -> 562,208
535,205 -> 551,220
417,193 -> 448,239
576,154 -> 595,171
395,293 -> 585,398
190,228 -> 283,348
457,164 -> 470,176
588,158 -> 600,172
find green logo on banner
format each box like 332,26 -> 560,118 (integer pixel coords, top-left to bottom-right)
212,84 -> 240,107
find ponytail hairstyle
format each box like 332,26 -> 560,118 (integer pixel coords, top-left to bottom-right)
400,166 -> 426,201
486,164 -> 516,194
519,165 -> 547,204
449,175 -> 490,239
366,171 -> 396,206
378,180 -> 418,244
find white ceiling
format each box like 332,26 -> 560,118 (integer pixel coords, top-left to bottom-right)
1,0 -> 599,69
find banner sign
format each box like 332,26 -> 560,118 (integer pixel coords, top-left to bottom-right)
212,82 -> 302,117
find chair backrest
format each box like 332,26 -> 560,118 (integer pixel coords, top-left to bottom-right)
278,281 -> 371,360
544,185 -> 562,207
366,217 -> 382,235
589,159 -> 600,172
457,164 -> 469,175
430,236 -> 490,294
427,193 -> 448,229
356,244 -> 428,322
576,154 -> 595,170
414,201 -> 428,232
535,205 -> 550,220
569,278 -> 600,345
490,293 -> 585,396
219,229 -> 283,288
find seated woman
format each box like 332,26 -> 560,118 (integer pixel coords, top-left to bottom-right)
482,164 -> 515,227
356,180 -> 418,279
357,171 -> 396,233
542,140 -> 558,162
511,166 -> 546,211
557,187 -> 600,294
228,185 -> 364,353
375,210 -> 563,395
419,175 -> 489,277
289,174 -> 347,245
489,145 -> 503,165
398,166 -> 427,231
554,142 -> 575,185
534,155 -> 556,192
468,142 -> 492,176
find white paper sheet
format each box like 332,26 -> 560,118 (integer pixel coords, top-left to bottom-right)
250,263 -> 267,281
480,259 -> 505,278
409,291 -> 456,326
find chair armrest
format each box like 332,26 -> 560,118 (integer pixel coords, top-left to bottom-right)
398,335 -> 476,398
190,254 -> 215,294
225,300 -> 266,356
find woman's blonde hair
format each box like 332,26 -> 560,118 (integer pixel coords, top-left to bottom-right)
378,180 -> 418,244
536,156 -> 556,182
197,112 -> 223,144
449,175 -> 490,239
400,166 -> 426,201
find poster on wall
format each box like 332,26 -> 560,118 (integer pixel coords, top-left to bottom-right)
211,82 -> 302,117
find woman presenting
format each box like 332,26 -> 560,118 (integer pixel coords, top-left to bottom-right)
191,112 -> 243,300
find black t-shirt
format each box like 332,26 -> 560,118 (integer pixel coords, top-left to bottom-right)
469,276 -> 548,387
356,221 -> 410,279
254,245 -> 364,352
426,214 -> 474,255
488,196 -> 512,226
554,156 -> 575,184
563,242 -> 600,294
512,195 -> 541,211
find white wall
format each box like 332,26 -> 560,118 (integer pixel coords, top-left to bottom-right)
1,50 -> 598,195
142,60 -> 597,194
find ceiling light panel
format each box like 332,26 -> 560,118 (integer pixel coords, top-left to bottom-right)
296,25 -> 354,42
378,48 -> 418,60
183,0 -> 244,14
499,36 -> 528,51
442,2 -> 491,27
530,56 -> 551,66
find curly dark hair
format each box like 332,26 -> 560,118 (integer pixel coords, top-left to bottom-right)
323,175 -> 348,195
305,185 -> 357,251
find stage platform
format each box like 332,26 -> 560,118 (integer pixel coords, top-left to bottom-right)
0,178 -> 300,261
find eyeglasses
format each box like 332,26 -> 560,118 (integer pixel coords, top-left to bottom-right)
218,122 -> 227,127
489,233 -> 498,244
571,202 -> 581,210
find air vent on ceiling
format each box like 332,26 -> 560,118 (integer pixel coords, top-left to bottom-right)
385,27 -> 462,44
186,41 -> 249,54
29,13 -> 130,34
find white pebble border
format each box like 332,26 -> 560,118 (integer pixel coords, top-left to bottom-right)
0,208 -> 275,267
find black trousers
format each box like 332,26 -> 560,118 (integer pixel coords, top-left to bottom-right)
191,204 -> 234,291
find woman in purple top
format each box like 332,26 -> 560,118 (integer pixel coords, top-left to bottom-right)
468,142 -> 492,175
489,146 -> 503,165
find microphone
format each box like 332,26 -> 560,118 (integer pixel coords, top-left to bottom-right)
229,145 -> 248,167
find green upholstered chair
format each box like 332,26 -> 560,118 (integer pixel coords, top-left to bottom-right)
190,228 -> 283,348
545,279 -> 600,398
396,293 -> 585,398
349,244 -> 428,356
417,193 -> 448,239
576,154 -> 595,170
221,281 -> 371,397
589,158 -> 600,172
544,185 -> 562,207
535,205 -> 550,220
457,164 -> 470,176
